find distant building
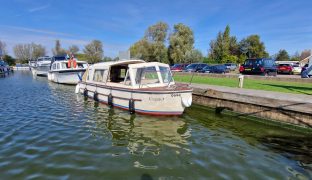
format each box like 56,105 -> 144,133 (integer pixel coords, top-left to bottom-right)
119,50 -> 130,60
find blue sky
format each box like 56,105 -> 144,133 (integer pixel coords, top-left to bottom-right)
0,0 -> 311,57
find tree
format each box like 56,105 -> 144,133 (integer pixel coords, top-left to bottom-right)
3,55 -> 15,66
13,43 -> 46,63
31,43 -> 46,60
13,44 -> 32,63
75,53 -> 88,61
300,49 -> 311,60
103,56 -> 113,62
0,40 -> 7,57
68,45 -> 80,54
145,22 -> 169,62
168,23 -> 194,64
185,49 -> 203,63
130,39 -> 150,60
144,22 -> 168,43
275,49 -> 290,61
130,22 -> 169,62
83,40 -> 104,64
290,51 -> 300,61
208,25 -> 239,63
239,35 -> 269,58
52,40 -> 67,56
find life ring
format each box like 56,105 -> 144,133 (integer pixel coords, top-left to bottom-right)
67,59 -> 72,68
73,60 -> 77,68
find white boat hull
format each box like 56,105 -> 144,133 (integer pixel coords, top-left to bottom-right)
76,82 -> 192,115
48,70 -> 85,85
32,65 -> 50,76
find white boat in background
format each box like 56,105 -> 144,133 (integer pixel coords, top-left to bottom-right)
75,59 -> 193,115
32,56 -> 51,76
48,56 -> 88,85
28,60 -> 36,70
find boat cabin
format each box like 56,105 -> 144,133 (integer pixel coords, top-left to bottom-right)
83,60 -> 174,88
50,56 -> 88,71
37,56 -> 51,62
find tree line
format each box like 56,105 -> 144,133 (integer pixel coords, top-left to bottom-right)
0,23 -> 311,66
0,39 -> 106,65
130,22 -> 311,65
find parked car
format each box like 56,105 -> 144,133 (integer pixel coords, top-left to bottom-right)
0,60 -> 11,74
170,64 -> 188,72
292,64 -> 302,74
184,63 -> 207,72
224,63 -> 237,71
277,64 -> 294,74
198,65 -> 211,73
239,58 -> 277,76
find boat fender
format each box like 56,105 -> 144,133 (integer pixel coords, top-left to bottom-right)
93,91 -> 99,101
108,93 -> 113,107
129,99 -> 135,114
83,89 -> 88,97
75,84 -> 80,94
182,96 -> 192,107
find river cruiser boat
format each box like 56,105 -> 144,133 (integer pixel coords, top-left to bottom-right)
75,60 -> 193,115
28,60 -> 36,70
32,56 -> 51,76
48,56 -> 88,84
0,60 -> 11,74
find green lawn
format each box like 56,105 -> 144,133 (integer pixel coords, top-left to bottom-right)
174,74 -> 312,95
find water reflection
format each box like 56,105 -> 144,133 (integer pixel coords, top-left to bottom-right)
260,135 -> 312,165
90,102 -> 190,155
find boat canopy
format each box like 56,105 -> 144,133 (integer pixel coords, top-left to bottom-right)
86,60 -> 174,88
37,56 -> 51,61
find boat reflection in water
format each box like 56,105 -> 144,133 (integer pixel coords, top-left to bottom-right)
87,101 -> 191,155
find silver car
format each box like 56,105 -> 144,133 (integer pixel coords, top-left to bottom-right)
224,63 -> 237,71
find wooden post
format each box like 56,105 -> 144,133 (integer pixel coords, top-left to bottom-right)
238,75 -> 244,88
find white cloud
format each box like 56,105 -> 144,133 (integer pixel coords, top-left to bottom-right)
28,4 -> 50,13
0,25 -> 72,36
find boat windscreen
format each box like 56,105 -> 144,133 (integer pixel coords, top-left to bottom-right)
54,56 -> 67,61
159,66 -> 172,83
134,66 -> 160,85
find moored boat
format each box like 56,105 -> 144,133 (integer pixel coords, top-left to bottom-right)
48,55 -> 88,85
75,60 -> 193,115
0,60 -> 11,75
32,56 -> 51,76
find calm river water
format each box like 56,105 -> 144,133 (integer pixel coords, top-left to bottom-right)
0,71 -> 312,179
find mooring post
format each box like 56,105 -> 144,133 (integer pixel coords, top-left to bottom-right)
238,75 -> 244,88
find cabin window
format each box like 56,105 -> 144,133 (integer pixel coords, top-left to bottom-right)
159,66 -> 172,83
134,66 -> 160,85
93,69 -> 105,82
77,63 -> 86,68
109,65 -> 128,83
87,68 -> 93,81
57,63 -> 60,70
61,63 -> 67,69
52,64 -> 56,70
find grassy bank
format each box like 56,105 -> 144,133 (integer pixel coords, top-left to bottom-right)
174,74 -> 312,95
